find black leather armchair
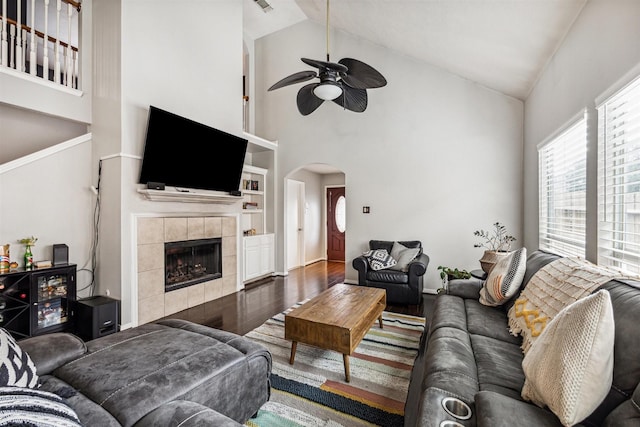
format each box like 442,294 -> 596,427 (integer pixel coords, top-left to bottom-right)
352,240 -> 429,305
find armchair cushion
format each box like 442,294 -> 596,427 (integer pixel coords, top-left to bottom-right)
389,241 -> 421,272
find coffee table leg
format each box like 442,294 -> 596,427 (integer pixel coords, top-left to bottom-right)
289,341 -> 297,365
343,354 -> 351,382
378,315 -> 383,329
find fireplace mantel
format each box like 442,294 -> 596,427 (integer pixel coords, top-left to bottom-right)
138,188 -> 242,204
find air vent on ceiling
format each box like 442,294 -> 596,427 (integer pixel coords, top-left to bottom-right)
254,0 -> 273,13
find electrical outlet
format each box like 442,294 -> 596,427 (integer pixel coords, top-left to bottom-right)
105,289 -> 111,296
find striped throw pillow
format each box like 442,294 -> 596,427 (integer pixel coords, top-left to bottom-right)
0,386 -> 82,427
479,247 -> 527,306
0,328 -> 38,388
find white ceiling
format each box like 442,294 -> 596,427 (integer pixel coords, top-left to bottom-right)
243,0 -> 587,100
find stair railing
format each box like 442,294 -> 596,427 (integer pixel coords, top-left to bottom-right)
0,0 -> 81,89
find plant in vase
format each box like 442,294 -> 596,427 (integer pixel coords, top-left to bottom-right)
436,266 -> 471,294
18,236 -> 38,269
473,222 -> 515,273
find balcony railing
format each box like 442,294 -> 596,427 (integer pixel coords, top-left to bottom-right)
0,0 -> 81,89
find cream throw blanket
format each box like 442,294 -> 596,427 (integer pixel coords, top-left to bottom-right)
508,256 -> 631,354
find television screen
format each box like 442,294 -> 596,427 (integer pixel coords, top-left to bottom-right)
139,106 -> 248,193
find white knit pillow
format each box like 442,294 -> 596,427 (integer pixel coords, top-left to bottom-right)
521,289 -> 614,426
479,247 -> 526,306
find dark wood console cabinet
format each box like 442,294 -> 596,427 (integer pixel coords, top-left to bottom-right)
0,264 -> 77,339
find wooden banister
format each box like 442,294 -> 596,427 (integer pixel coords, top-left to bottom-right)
1,16 -> 77,52
62,0 -> 81,13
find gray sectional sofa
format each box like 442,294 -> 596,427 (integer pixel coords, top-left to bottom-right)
404,249 -> 640,427
19,319 -> 271,426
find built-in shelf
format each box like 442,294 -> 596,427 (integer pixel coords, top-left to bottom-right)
242,209 -> 263,214
242,190 -> 264,196
137,188 -> 242,204
243,132 -> 278,153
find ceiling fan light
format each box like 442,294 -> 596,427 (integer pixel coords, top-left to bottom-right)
314,83 -> 342,100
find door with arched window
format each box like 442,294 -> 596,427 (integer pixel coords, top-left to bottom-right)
327,187 -> 345,261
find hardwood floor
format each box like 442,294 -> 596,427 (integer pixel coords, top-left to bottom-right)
162,261 -> 435,335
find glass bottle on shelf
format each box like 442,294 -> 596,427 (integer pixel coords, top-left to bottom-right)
24,245 -> 33,269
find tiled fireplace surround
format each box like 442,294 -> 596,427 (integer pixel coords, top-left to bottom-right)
136,216 -> 238,325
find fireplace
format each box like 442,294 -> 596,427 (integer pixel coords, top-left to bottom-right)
165,238 -> 222,292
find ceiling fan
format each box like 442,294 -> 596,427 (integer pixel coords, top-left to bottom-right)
267,0 -> 387,116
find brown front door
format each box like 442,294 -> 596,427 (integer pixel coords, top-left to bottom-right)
327,187 -> 346,262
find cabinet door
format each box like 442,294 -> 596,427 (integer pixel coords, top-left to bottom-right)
244,238 -> 261,281
31,267 -> 75,335
259,235 -> 275,276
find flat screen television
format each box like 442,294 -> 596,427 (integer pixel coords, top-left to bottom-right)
138,106 -> 248,193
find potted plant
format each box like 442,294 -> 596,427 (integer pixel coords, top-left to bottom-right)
437,265 -> 471,282
473,222 -> 516,273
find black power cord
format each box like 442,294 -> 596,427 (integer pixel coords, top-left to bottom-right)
77,159 -> 102,297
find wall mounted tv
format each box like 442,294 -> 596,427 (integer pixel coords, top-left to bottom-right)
138,106 -> 248,193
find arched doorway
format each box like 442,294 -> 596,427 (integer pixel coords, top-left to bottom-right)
284,164 -> 345,270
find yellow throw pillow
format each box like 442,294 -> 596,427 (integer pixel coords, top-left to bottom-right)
521,290 -> 614,426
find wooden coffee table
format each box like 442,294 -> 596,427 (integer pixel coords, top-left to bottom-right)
284,283 -> 386,382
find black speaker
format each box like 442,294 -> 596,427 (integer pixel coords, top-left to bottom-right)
52,244 -> 69,265
147,181 -> 165,190
75,296 -> 119,341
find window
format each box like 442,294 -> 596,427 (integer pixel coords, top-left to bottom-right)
598,77 -> 640,274
335,196 -> 346,233
538,115 -> 587,257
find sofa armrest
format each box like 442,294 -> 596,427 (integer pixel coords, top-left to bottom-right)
18,333 -> 87,376
475,391 -> 562,427
408,253 -> 429,277
134,400 -> 242,427
446,278 -> 483,299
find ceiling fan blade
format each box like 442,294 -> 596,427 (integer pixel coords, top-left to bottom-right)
268,70 -> 318,91
301,58 -> 348,73
338,58 -> 387,89
297,83 -> 324,116
333,84 -> 367,113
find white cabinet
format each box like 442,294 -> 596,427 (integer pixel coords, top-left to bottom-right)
243,234 -> 275,282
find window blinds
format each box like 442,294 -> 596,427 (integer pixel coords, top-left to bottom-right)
598,77 -> 640,274
538,116 -> 587,258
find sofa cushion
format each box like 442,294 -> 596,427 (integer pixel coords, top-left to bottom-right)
471,334 -> 525,399
388,241 -> 420,272
521,290 -> 615,426
465,299 -> 520,345
362,249 -> 397,271
0,328 -> 38,388
53,322 -> 271,426
38,375 -> 120,427
0,385 -> 82,427
480,247 -> 527,306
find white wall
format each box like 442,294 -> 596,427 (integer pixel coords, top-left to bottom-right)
255,20 -> 524,292
0,136 -> 95,297
524,0 -> 640,260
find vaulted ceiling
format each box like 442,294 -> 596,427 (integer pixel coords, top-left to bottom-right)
243,0 -> 587,100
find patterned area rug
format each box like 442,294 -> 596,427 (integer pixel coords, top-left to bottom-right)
244,301 -> 425,427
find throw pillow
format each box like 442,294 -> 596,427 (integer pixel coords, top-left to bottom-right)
363,249 -> 397,271
521,290 -> 615,427
389,241 -> 420,272
0,328 -> 38,388
0,386 -> 82,427
479,247 -> 527,306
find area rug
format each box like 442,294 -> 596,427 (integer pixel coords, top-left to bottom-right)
244,301 -> 425,427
